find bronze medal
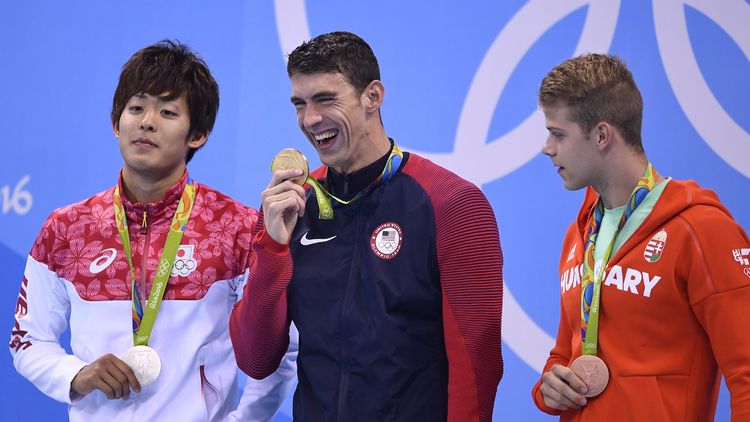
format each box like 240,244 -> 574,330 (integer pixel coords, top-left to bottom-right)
271,148 -> 309,186
570,355 -> 609,397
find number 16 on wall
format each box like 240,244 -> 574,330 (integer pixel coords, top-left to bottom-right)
1,176 -> 33,216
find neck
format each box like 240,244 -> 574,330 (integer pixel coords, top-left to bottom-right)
594,155 -> 663,209
336,125 -> 391,174
121,167 -> 184,204
328,143 -> 392,200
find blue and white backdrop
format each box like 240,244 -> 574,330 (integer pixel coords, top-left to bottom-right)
1,1 -> 747,420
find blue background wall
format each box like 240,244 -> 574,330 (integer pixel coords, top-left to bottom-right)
1,1 -> 747,419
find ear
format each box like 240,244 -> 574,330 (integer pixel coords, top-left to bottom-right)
112,120 -> 120,138
187,132 -> 208,149
593,121 -> 614,150
361,80 -> 384,113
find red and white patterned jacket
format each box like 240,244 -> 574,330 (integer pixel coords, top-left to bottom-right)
10,171 -> 297,422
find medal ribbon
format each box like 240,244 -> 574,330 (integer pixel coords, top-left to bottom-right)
581,163 -> 657,356
306,143 -> 404,219
113,181 -> 196,346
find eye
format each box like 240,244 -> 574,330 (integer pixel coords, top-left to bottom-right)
292,101 -> 305,110
128,105 -> 143,113
161,109 -> 177,117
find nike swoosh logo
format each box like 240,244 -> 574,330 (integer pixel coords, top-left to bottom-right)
300,232 -> 337,246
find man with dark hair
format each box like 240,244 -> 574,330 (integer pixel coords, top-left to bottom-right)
231,31 -> 503,421
532,53 -> 750,420
9,40 -> 296,421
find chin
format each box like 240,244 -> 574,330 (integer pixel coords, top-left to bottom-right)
563,180 -> 584,191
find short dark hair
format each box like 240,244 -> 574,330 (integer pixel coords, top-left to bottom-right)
287,31 -> 380,93
539,54 -> 644,153
111,40 -> 219,163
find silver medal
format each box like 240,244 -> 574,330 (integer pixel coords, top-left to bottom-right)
122,345 -> 161,386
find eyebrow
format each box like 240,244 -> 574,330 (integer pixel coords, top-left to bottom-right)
290,91 -> 338,103
133,93 -> 180,104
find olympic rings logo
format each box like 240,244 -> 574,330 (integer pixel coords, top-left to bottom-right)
173,259 -> 196,272
378,241 -> 396,251
157,259 -> 171,278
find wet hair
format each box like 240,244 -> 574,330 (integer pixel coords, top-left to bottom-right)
287,31 -> 380,93
111,39 -> 219,163
539,53 -> 644,153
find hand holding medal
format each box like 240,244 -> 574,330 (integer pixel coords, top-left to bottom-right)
269,148 -> 335,221
262,149 -> 310,244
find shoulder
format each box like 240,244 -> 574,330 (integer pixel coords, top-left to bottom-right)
662,179 -> 739,230
400,152 -> 488,208
31,186 -> 115,261
45,186 -> 115,227
194,182 -> 258,219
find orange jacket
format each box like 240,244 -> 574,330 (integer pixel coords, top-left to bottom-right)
532,181 -> 750,421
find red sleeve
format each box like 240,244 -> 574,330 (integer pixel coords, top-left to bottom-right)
531,223 -> 578,415
679,207 -> 750,420
229,219 -> 293,379
531,295 -> 570,415
431,180 -> 503,422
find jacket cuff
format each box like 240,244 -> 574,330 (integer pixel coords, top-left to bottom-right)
56,355 -> 89,404
255,229 -> 290,256
532,378 -> 563,416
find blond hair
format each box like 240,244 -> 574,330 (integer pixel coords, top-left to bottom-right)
539,54 -> 644,153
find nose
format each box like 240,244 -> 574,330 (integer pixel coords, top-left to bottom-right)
541,135 -> 555,157
139,110 -> 156,132
300,103 -> 323,130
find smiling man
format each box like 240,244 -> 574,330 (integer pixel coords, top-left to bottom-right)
531,54 -> 750,421
9,40 -> 296,421
230,31 -> 504,421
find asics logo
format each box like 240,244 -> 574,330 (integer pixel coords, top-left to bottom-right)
89,248 -> 117,274
300,232 -> 336,246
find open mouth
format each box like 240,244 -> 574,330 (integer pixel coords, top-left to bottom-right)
313,129 -> 338,147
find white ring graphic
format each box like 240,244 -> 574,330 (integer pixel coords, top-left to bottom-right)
654,0 -> 750,178
409,0 -> 620,187
274,0 -> 311,59
273,0 -> 620,372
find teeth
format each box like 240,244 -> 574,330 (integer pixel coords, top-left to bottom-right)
314,130 -> 336,141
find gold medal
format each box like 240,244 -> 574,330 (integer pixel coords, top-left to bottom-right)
271,148 -> 309,186
570,355 -> 609,397
122,345 -> 161,386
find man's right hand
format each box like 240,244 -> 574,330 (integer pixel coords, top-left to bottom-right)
71,354 -> 141,400
261,169 -> 307,244
539,364 -> 589,411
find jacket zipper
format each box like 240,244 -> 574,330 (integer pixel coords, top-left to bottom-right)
337,211 -> 361,422
140,210 -> 148,235
139,209 -> 151,303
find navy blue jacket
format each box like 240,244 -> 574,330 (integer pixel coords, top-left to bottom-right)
232,148 -> 503,422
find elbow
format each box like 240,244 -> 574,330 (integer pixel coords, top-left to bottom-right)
247,367 -> 275,380
235,354 -> 280,380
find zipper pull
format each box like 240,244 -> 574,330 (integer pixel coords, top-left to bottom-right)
140,210 -> 148,235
